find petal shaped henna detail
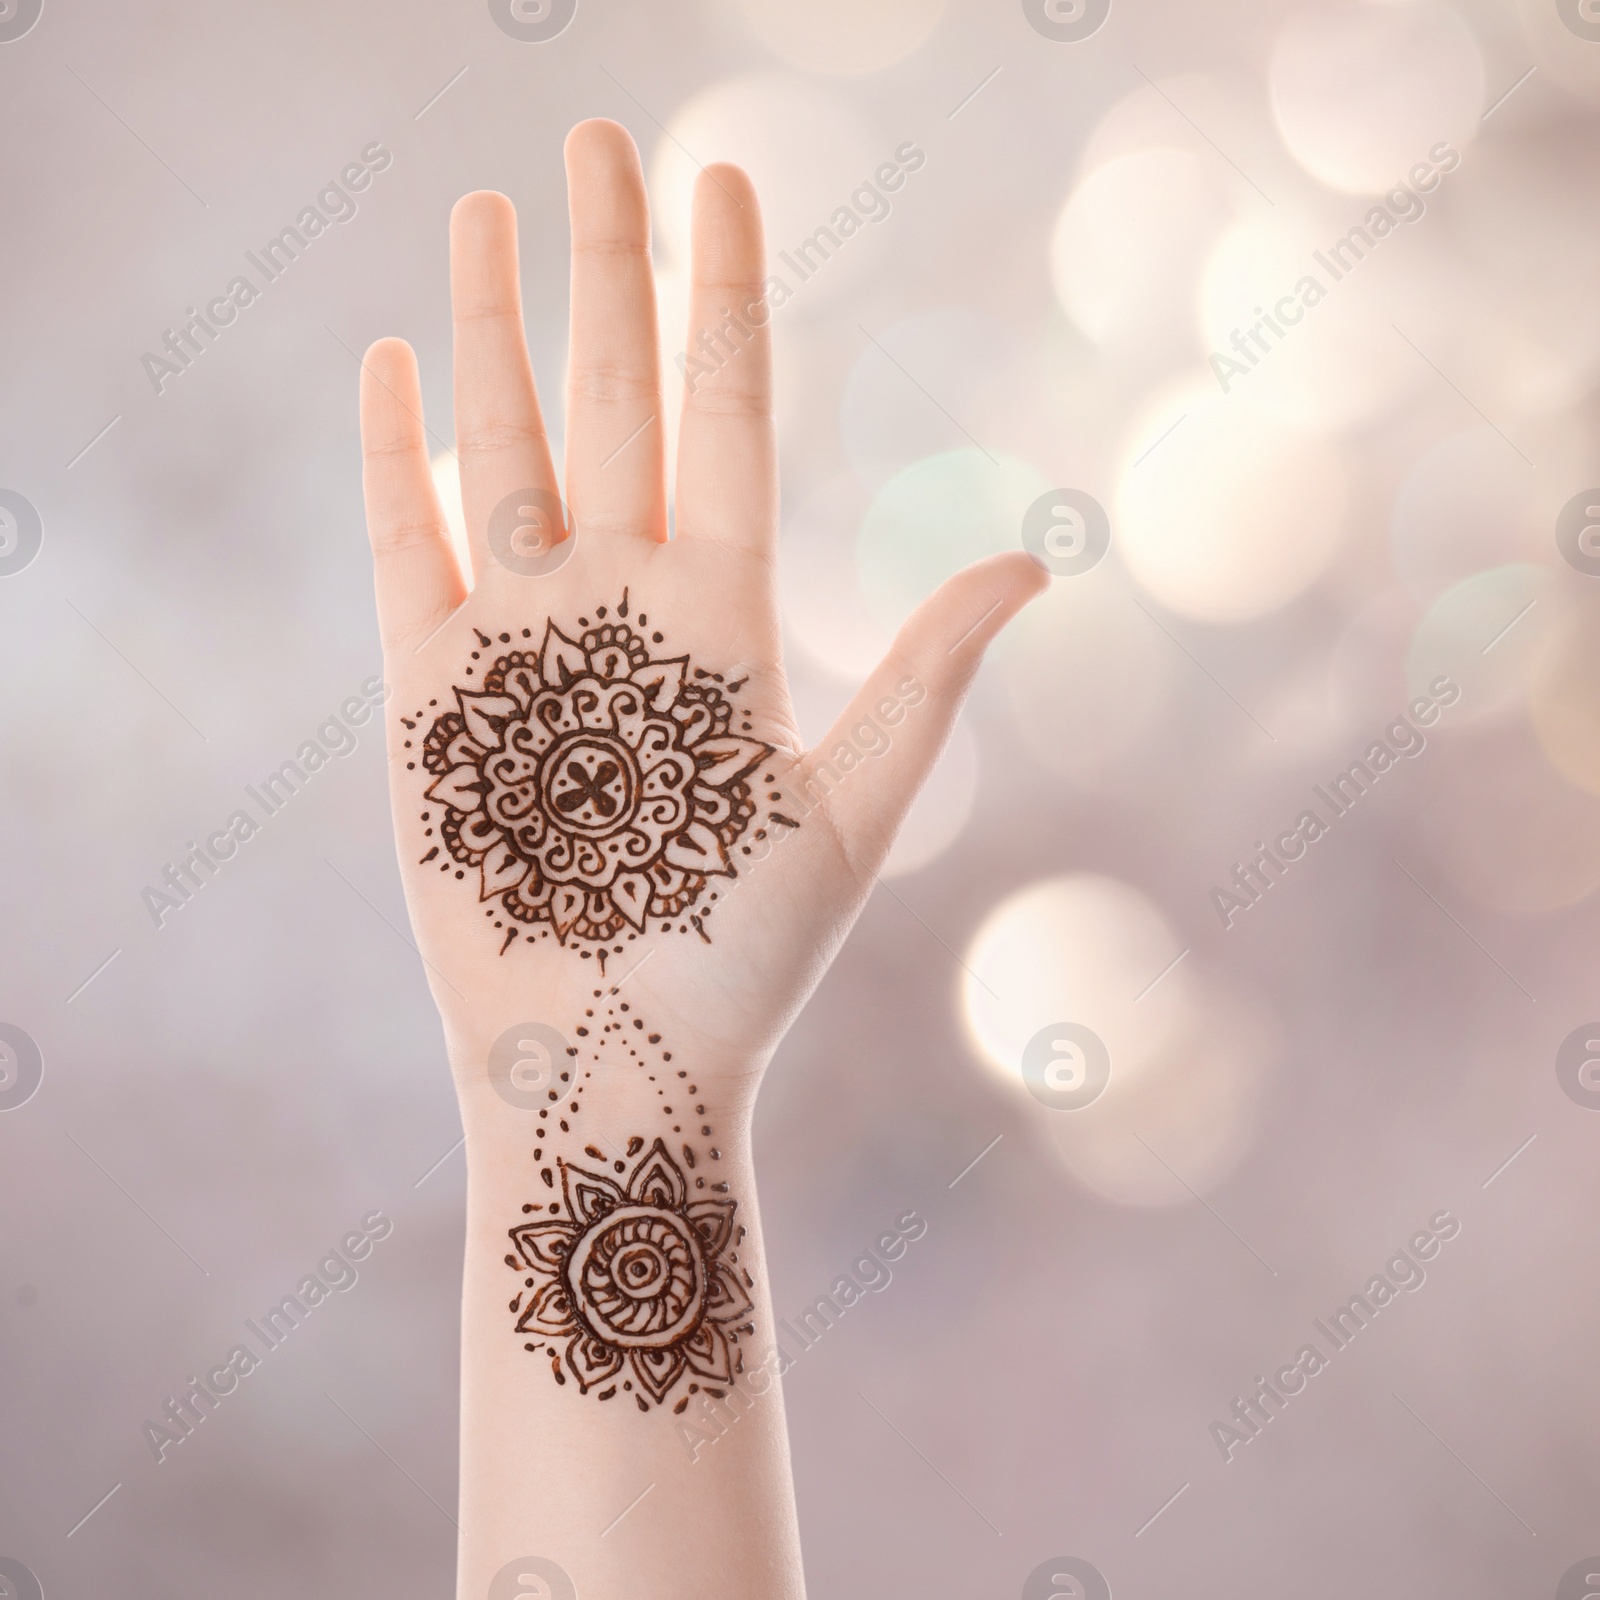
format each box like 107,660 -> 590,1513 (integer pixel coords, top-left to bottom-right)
693,735 -> 769,788
610,871 -> 654,930
566,1333 -> 625,1392
479,848 -> 531,902
627,1137 -> 688,1209
516,1278 -> 579,1337
457,690 -> 521,751
510,1219 -> 580,1272
425,765 -> 487,811
630,1346 -> 687,1406
663,820 -> 733,877
539,621 -> 589,689
561,1161 -> 627,1227
629,655 -> 685,714
683,1321 -> 733,1384
705,1264 -> 754,1325
685,1197 -> 737,1255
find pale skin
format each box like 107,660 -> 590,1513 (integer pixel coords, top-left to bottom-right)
358,118 -> 1048,1600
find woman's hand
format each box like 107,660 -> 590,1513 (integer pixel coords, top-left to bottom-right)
359,118 -> 1047,1109
356,118 -> 1046,1600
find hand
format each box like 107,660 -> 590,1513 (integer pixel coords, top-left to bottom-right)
358,118 -> 1048,1107
356,117 -> 1047,1599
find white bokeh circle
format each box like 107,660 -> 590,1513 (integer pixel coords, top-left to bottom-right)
1268,2 -> 1484,194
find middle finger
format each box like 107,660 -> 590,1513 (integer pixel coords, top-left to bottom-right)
563,118 -> 667,546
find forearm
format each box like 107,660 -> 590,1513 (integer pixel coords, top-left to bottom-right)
451,1015 -> 805,1600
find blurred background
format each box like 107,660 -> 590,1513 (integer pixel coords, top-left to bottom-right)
5,0 -> 1600,1594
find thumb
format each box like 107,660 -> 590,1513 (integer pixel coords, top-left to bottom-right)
790,551 -> 1048,877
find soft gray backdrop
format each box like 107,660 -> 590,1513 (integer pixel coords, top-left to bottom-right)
5,0 -> 1600,1595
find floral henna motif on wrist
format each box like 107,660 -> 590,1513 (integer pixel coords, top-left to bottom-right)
403,594 -> 776,963
503,994 -> 755,1412
510,1138 -> 751,1409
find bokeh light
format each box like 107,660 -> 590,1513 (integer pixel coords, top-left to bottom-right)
649,74 -> 885,308
778,473 -> 889,679
1078,74 -> 1260,178
962,877 -> 1273,1208
856,447 -> 1051,627
1051,150 -> 1233,352
1325,585 -> 1420,730
1196,214 -> 1428,431
1268,2 -> 1484,194
1446,135 -> 1600,413
729,0 -> 947,74
1042,990 -> 1273,1208
1403,563 -> 1551,722
430,449 -> 469,575
1115,374 -> 1348,623
961,874 -> 1196,1094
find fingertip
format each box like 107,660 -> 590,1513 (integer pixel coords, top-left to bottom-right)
974,548 -> 1054,600
692,164 -> 762,270
691,167 -> 764,289
1006,551 -> 1054,616
898,552 -> 1050,684
363,335 -> 417,379
565,117 -> 642,177
451,189 -> 516,244
564,119 -> 649,251
940,551 -> 1052,643
695,161 -> 758,214
360,338 -> 422,436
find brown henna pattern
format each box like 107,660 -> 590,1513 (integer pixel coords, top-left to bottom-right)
403,595 -> 772,962
502,993 -> 754,1412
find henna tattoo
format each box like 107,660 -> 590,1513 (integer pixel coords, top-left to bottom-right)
406,595 -> 774,961
503,994 -> 755,1412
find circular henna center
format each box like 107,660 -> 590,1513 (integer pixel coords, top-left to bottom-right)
564,1205 -> 705,1348
539,733 -> 639,837
611,1242 -> 669,1298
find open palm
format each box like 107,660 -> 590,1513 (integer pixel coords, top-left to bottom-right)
358,120 -> 1047,1098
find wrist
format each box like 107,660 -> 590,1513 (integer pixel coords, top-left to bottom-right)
446,997 -> 758,1129
451,1036 -> 757,1161
447,989 -> 772,1435
458,1061 -> 766,1425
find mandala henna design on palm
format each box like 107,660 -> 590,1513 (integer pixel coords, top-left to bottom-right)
404,595 -> 775,962
503,992 -> 755,1412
